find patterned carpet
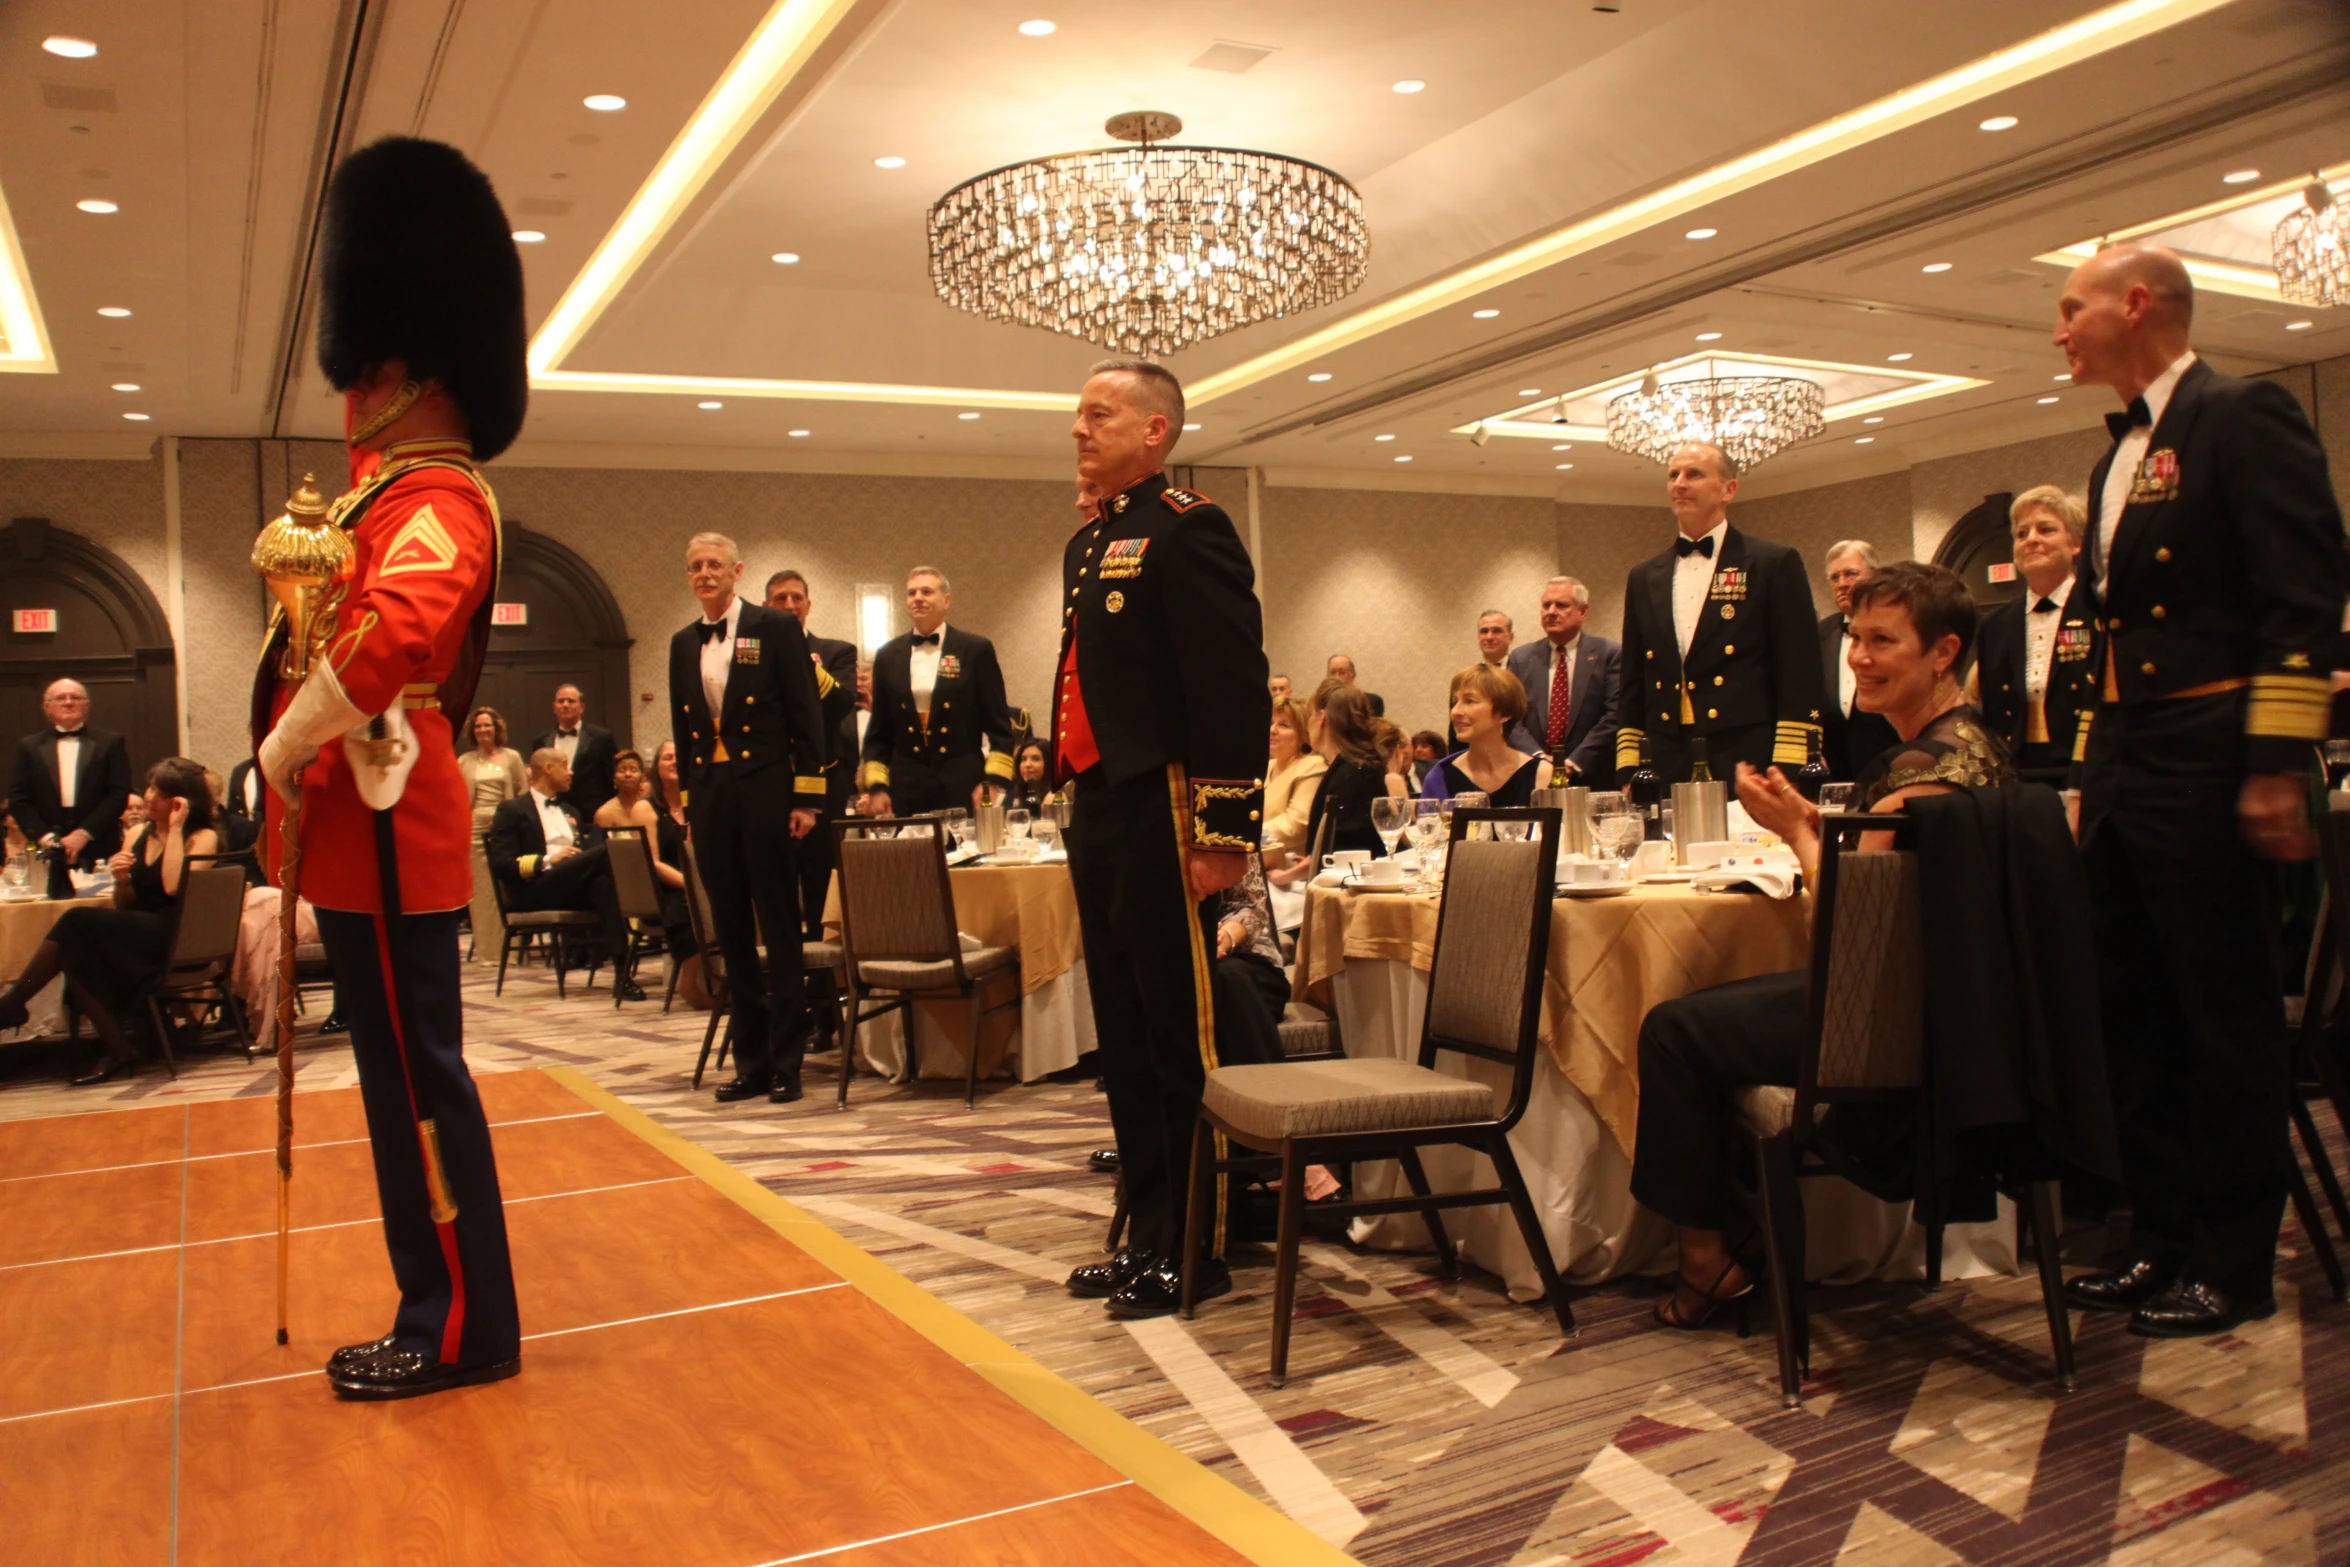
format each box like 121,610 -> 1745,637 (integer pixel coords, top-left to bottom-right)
4,953 -> 2344,1567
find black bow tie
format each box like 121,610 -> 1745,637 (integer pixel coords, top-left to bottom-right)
53,728 -> 83,738
558,728 -> 578,738
2104,396 -> 2152,440
1675,535 -> 1715,560
2032,597 -> 2059,614
911,633 -> 941,647
697,620 -> 728,644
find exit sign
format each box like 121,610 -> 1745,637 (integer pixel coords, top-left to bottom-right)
12,608 -> 57,634
1986,562 -> 2017,584
491,602 -> 528,626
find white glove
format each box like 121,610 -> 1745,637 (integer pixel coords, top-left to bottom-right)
259,659 -> 367,802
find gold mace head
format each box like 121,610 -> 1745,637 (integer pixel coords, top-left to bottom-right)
252,475 -> 354,673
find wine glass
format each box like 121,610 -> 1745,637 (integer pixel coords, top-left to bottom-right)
1032,815 -> 1061,855
1449,790 -> 1488,841
1817,783 -> 1856,814
1005,807 -> 1032,840
1370,795 -> 1407,859
1590,792 -> 1638,865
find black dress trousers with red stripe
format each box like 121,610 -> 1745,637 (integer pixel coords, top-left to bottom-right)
318,907 -> 520,1367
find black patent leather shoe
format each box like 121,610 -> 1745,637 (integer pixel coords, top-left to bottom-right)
713,1077 -> 770,1103
318,1011 -> 347,1036
1067,1245 -> 1151,1299
1087,1148 -> 1122,1173
2062,1256 -> 2179,1313
768,1074 -> 804,1105
330,1345 -> 521,1401
326,1334 -> 397,1377
1107,1255 -> 1232,1320
2128,1279 -> 2277,1339
69,1056 -> 132,1088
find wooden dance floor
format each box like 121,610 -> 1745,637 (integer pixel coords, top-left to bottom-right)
0,1068 -> 1337,1567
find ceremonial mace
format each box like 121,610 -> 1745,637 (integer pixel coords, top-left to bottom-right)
251,476 -> 352,1345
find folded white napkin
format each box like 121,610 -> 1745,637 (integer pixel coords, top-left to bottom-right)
1311,866 -> 1353,888
1690,853 -> 1800,899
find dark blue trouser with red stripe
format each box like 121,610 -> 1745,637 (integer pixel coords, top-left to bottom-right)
317,907 -> 520,1367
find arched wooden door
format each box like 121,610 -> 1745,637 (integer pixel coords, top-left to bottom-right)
0,517 -> 180,775
464,524 -> 633,752
1931,492 -> 2023,611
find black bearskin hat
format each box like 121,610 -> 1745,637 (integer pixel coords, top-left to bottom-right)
317,137 -> 528,461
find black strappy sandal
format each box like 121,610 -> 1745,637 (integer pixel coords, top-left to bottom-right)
1655,1256 -> 1756,1335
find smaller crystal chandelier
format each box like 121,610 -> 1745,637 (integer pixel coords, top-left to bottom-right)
1605,368 -> 1826,471
2273,175 -> 2347,309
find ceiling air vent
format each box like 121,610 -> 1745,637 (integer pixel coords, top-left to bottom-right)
41,83 -> 117,113
1190,40 -> 1276,74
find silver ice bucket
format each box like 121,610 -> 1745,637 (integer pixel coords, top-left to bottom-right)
1670,779 -> 1729,865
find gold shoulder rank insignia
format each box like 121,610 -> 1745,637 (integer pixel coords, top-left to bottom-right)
378,504 -> 460,578
1164,488 -> 1214,514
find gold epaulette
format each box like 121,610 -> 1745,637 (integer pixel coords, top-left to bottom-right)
2246,671 -> 2331,741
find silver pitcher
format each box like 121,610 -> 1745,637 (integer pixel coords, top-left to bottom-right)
1670,779 -> 1730,864
975,800 -> 1007,855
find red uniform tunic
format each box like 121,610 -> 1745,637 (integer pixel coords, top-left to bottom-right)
258,437 -> 498,913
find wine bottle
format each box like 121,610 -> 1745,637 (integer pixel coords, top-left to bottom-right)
1794,727 -> 1831,803
1628,739 -> 1665,841
1688,736 -> 1715,784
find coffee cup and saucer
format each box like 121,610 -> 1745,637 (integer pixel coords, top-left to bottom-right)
1557,858 -> 1631,898
1345,857 -> 1415,893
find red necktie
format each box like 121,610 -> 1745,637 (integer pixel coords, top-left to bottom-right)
1546,647 -> 1571,749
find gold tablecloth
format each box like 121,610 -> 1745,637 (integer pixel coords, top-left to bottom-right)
0,897 -> 72,977
1301,881 -> 1810,1157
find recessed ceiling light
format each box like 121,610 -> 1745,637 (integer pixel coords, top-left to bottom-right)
874,155 -> 907,169
42,36 -> 98,59
1862,416 -> 1884,424
957,410 -> 982,420
1552,443 -> 1573,452
1978,115 -> 2019,132
584,94 -> 627,112
1854,436 -> 1874,444
123,412 -> 150,422
111,382 -> 140,392
2222,168 -> 2261,185
2285,320 -> 2314,331
512,230 -> 546,244
1886,352 -> 1913,362
1471,308 -> 1500,320
770,252 -> 800,265
1018,18 -> 1056,35
1392,79 -> 1426,94
1183,422 -> 1202,431
1695,331 -> 1723,342
97,306 -> 131,318
1920,262 -> 1952,273
2036,395 -> 2060,404
1394,454 -> 1413,463
1307,372 -> 1332,382
75,199 -> 118,215
1684,227 -> 1717,240
1373,433 -> 1396,442
788,429 -> 811,438
697,400 -> 723,410
1555,463 -> 1574,470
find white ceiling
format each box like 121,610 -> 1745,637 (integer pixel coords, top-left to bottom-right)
2,0 -> 2345,502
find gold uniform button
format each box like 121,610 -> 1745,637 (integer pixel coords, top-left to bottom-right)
2155,547 -> 2172,562
1723,644 -> 1734,655
2151,605 -> 2165,619
1248,810 -> 1260,822
1070,588 -> 1079,597
1707,707 -> 1719,719
2140,661 -> 2156,675
1713,676 -> 1723,686
2108,617 -> 2121,631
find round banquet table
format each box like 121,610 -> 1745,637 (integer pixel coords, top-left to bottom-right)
1299,880 -> 2022,1300
0,897 -> 75,1043
821,859 -> 1093,1085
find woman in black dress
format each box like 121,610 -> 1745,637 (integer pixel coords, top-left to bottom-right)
1304,686 -> 1407,858
1630,564 -> 2017,1329
648,741 -> 714,1009
0,756 -> 222,1084
1423,664 -> 1552,806
1003,739 -> 1054,817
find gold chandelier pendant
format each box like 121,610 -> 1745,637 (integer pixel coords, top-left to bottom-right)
927,111 -> 1368,356
251,475 -> 356,682
1604,366 -> 1827,472
2273,175 -> 2347,309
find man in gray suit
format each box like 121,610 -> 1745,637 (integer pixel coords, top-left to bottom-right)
1506,576 -> 1621,783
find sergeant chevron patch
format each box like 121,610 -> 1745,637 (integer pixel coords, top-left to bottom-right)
377,505 -> 460,577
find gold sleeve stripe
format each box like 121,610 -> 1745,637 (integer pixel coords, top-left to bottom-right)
984,750 -> 1016,780
1616,726 -> 1646,768
1771,720 -> 1818,768
859,760 -> 891,789
794,775 -> 826,796
519,853 -> 540,879
815,665 -> 837,697
2247,672 -> 2332,740
2073,709 -> 2095,763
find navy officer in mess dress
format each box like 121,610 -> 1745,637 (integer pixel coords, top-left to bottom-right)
1055,357 -> 1269,1320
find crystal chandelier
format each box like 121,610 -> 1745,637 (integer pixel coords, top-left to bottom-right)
1605,369 -> 1826,471
927,111 -> 1368,356
2273,176 -> 2348,309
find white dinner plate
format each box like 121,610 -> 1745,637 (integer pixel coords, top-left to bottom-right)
1555,883 -> 1634,899
1344,878 -> 1422,895
1639,868 -> 1705,883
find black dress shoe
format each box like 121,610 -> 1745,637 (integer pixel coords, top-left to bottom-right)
2062,1256 -> 2179,1313
1087,1148 -> 1122,1173
768,1076 -> 804,1105
713,1077 -> 770,1103
1067,1245 -> 1151,1299
614,977 -> 646,1003
2129,1279 -> 2277,1339
330,1345 -> 521,1401
1107,1255 -> 1233,1320
69,1057 -> 132,1088
326,1334 -> 397,1377
317,1011 -> 347,1036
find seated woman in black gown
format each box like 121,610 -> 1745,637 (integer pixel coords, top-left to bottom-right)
1304,685 -> 1410,858
0,756 -> 222,1084
1421,664 -> 1553,805
1002,739 -> 1055,818
647,741 -> 715,1010
1632,562 -> 2015,1329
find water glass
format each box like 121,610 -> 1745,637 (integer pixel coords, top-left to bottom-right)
1033,816 -> 1061,853
1369,795 -> 1406,858
1005,808 -> 1032,841
1448,790 -> 1488,840
1817,783 -> 1857,814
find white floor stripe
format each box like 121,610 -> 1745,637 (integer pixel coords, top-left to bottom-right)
747,1480 -> 1133,1565
1123,1315 -> 1368,1548
793,1196 -> 1070,1284
521,1283 -> 845,1340
1580,1443 -> 1746,1567
1301,1242 -> 1522,1409
0,1110 -> 598,1182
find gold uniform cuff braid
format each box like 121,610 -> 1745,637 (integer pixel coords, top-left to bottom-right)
2246,671 -> 2332,742
1772,719 -> 1820,768
814,664 -> 837,698
793,775 -> 825,797
1191,777 -> 1264,851
1616,726 -> 1645,772
984,749 -> 1016,781
518,854 -> 539,879
858,759 -> 890,790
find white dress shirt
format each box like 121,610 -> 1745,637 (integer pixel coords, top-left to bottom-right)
553,729 -> 580,765
1671,519 -> 1730,657
698,594 -> 744,724
531,786 -> 575,855
1836,623 -> 1858,717
2096,349 -> 2197,570
53,731 -> 81,811
910,626 -> 947,715
2023,576 -> 2076,707
242,765 -> 261,816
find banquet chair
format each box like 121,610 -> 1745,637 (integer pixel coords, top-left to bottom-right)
682,840 -> 735,1089
2279,800 -> 2350,1299
1278,812 -> 1346,1062
1739,812 -> 2074,1410
138,861 -> 256,1076
831,818 -> 1021,1111
488,862 -> 602,1000
602,828 -> 671,1010
1181,806 -> 1571,1386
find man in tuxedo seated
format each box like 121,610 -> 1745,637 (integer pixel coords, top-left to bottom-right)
483,749 -> 641,1000
1818,542 -> 1901,778
8,679 -> 133,897
529,684 -> 617,818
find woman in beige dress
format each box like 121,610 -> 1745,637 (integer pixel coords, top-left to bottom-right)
458,706 -> 526,962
